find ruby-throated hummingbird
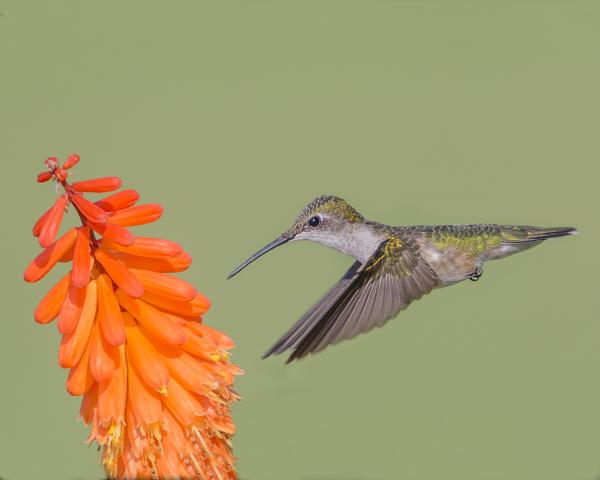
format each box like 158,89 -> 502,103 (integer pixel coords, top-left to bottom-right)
228,195 -> 577,363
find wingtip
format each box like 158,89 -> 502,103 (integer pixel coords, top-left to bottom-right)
261,349 -> 297,364
285,348 -> 305,364
285,354 -> 296,365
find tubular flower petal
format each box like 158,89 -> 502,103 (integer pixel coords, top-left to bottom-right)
101,236 -> 183,258
160,347 -> 217,394
39,195 -> 68,248
24,227 -> 77,282
154,446 -> 181,479
88,221 -> 135,246
95,249 -> 144,298
131,268 -> 196,301
95,189 -> 140,212
109,204 -> 164,227
199,323 -> 237,351
63,154 -> 80,169
116,289 -> 187,346
34,272 -> 70,324
79,382 -> 98,427
180,326 -> 223,361
163,376 -> 205,426
72,176 -> 123,193
57,282 -> 87,334
66,337 -> 94,396
58,280 -> 97,368
25,155 -> 240,479
160,411 -> 204,478
33,205 -> 53,237
71,195 -> 109,224
192,293 -> 212,315
127,360 -> 163,427
71,227 -> 92,288
110,250 -> 192,273
162,409 -> 187,455
37,171 -> 53,183
140,291 -> 210,319
96,274 -> 126,346
97,344 -> 127,426
89,320 -> 118,383
59,243 -> 75,263
123,312 -> 170,394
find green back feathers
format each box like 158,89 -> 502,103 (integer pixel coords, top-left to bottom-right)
428,225 -> 503,258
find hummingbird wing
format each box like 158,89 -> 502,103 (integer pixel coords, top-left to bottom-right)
262,260 -> 363,359
263,235 -> 441,363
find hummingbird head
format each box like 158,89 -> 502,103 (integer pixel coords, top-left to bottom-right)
227,195 -> 365,279
284,195 -> 365,241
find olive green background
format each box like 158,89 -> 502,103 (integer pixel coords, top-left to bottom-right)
1,1 -> 599,479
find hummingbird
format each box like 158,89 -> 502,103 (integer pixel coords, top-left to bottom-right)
228,195 -> 577,363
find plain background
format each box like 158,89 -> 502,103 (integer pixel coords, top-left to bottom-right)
1,1 -> 599,479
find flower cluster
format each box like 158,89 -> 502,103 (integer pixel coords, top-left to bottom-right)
25,155 -> 241,479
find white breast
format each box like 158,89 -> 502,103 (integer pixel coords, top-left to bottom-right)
345,228 -> 384,263
295,224 -> 384,264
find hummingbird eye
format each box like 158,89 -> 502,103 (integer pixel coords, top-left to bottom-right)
308,216 -> 321,227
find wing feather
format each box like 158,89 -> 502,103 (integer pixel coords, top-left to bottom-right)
264,235 -> 442,363
262,261 -> 362,358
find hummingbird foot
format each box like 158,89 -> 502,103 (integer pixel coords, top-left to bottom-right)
469,266 -> 483,282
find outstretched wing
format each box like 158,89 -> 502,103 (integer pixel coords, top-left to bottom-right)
263,235 -> 441,363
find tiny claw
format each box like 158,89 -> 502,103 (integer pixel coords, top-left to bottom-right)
469,267 -> 483,282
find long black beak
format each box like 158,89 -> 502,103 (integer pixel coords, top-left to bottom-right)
227,235 -> 291,279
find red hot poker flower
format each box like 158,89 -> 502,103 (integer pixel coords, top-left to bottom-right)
25,155 -> 241,479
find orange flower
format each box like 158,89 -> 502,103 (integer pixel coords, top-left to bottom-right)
25,155 -> 241,479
